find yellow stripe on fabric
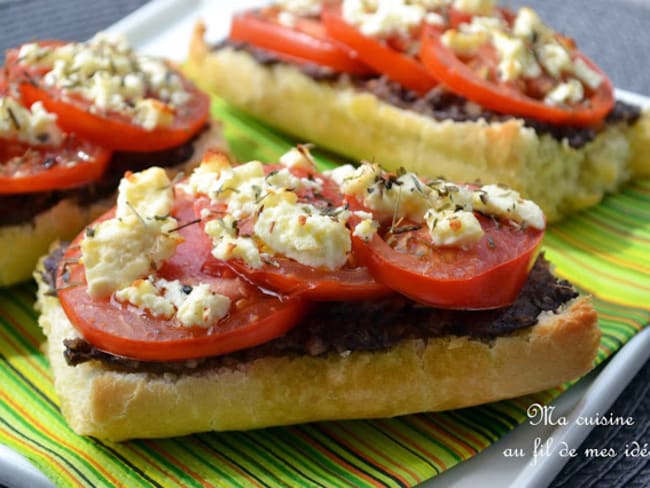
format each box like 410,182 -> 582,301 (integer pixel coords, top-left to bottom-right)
542,241 -> 650,310
2,399 -> 114,487
293,424 -> 395,487
321,422 -> 421,487
0,421 -> 80,488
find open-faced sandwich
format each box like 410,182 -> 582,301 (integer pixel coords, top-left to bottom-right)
185,0 -> 650,222
35,146 -> 600,441
0,33 -> 226,286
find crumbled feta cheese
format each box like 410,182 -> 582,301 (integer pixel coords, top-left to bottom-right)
133,98 -> 174,131
276,0 -> 322,16
156,278 -> 190,309
425,208 -> 484,246
444,6 -> 593,104
0,97 -> 63,146
116,167 -> 175,219
189,152 -> 345,269
573,57 -> 603,90
279,145 -> 317,171
176,284 -> 231,328
18,33 -> 190,130
452,0 -> 496,16
441,28 -> 490,56
537,42 -> 573,79
425,12 -> 446,26
324,164 -> 358,186
82,167 -> 181,297
544,79 -> 584,106
492,31 -> 541,81
330,162 -> 545,249
183,151 -> 234,196
114,277 -> 230,328
81,214 -> 181,297
335,164 -> 432,221
473,184 -> 545,229
277,11 -> 298,28
115,279 -> 175,318
205,216 -> 263,269
254,194 -> 351,270
353,218 -> 379,241
342,0 -> 427,38
512,7 -> 549,41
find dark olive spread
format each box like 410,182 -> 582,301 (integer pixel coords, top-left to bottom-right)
41,245 -> 578,374
0,126 -> 206,228
218,41 -> 640,150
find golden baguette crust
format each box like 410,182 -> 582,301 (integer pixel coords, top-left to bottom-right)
0,121 -> 226,287
185,22 -> 650,222
35,258 -> 600,441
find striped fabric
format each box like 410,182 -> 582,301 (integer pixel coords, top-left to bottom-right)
1,99 -> 648,487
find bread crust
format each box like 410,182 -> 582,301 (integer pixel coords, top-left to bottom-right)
185,22 -> 650,223
35,259 -> 600,441
0,121 -> 226,287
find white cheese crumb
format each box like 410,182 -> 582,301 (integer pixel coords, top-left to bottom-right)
82,167 -> 181,297
353,218 -> 379,242
81,214 -> 181,298
279,146 -> 317,171
473,184 -> 545,229
276,0 -> 322,16
537,42 -> 573,79
425,208 -> 484,246
492,31 -> 541,81
176,284 -> 231,328
335,164 -> 432,221
116,167 -> 175,219
115,279 -> 175,318
441,28 -> 490,56
204,216 -> 263,269
544,79 -> 584,106
254,194 -> 351,270
114,277 -> 231,328
573,57 -> 603,90
342,0 -> 427,38
512,7 -> 549,41
452,0 -> 496,16
277,11 -> 298,28
0,97 -> 63,146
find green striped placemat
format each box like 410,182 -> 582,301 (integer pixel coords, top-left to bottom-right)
1,100 -> 648,487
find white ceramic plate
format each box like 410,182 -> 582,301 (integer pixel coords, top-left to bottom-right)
1,2 -> 649,487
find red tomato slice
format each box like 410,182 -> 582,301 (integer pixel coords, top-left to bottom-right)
56,192 -> 308,362
349,212 -> 544,310
419,23 -> 615,127
0,78 -> 112,194
321,4 -> 437,95
230,8 -> 372,75
197,164 -> 392,301
0,135 -> 112,194
6,42 -> 210,152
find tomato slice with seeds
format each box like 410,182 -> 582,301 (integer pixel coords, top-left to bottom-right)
347,206 -> 544,310
6,41 -> 210,152
0,77 -> 112,194
230,8 -> 372,75
419,20 -> 615,127
198,164 -> 392,301
57,191 -> 308,362
321,4 -> 438,95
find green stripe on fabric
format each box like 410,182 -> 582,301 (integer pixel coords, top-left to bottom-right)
237,430 -> 336,488
302,422 -> 406,487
